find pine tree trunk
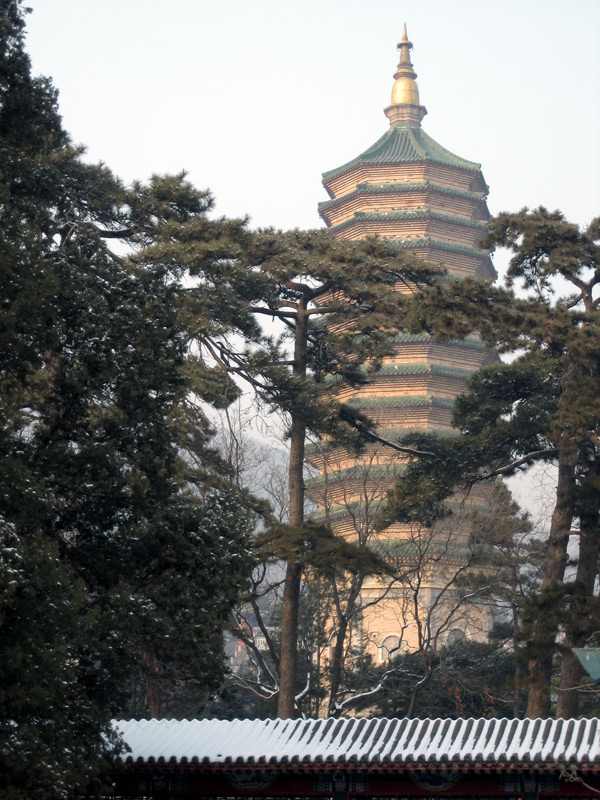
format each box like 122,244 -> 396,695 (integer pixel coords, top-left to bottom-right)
525,449 -> 575,718
556,459 -> 600,718
327,617 -> 350,717
556,651 -> 584,718
143,652 -> 161,718
278,560 -> 302,718
277,303 -> 308,718
512,597 -> 523,717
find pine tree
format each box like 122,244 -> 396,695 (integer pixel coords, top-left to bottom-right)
0,3 -> 257,794
382,208 -> 600,718
485,209 -> 600,718
188,227 -> 439,717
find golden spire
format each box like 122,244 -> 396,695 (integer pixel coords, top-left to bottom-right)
385,24 -> 427,128
392,24 -> 420,105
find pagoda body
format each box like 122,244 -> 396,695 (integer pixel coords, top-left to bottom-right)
309,29 -> 498,668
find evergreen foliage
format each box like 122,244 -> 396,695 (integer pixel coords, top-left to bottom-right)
348,640 -> 517,719
207,227 -> 440,717
0,3 -> 255,795
383,208 -> 600,717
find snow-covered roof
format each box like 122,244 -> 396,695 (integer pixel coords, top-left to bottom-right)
114,717 -> 600,769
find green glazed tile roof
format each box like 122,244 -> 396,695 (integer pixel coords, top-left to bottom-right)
338,331 -> 487,349
359,181 -> 486,200
318,180 -> 488,214
304,427 -> 459,457
326,361 -> 476,387
306,462 -> 405,490
388,332 -> 488,350
375,426 -> 460,439
322,125 -> 481,182
326,363 -> 473,387
368,363 -> 473,379
370,538 -> 483,561
308,500 -> 477,526
371,426 -> 459,439
345,395 -> 456,410
333,208 -> 486,228
329,215 -> 488,245
388,331 -> 433,343
389,209 -> 483,227
392,237 -> 489,259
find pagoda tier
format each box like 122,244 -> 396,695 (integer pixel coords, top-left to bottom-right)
320,181 -> 489,224
319,133 -> 494,282
313,28 -> 498,663
322,131 -> 488,197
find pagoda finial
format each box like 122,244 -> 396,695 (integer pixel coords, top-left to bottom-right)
397,25 -> 414,72
384,25 -> 427,128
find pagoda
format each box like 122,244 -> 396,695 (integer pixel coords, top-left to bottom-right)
308,28 -> 498,668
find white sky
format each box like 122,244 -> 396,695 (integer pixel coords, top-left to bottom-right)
25,0 -> 599,236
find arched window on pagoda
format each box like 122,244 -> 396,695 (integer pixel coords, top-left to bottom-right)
379,634 -> 407,663
446,628 -> 467,647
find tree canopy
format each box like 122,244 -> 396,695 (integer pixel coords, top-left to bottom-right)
382,207 -> 600,717
0,3 -> 257,795
199,226 -> 440,717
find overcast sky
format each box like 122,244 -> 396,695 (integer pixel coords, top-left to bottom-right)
25,0 -> 599,237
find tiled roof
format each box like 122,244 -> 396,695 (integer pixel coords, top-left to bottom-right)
322,126 -> 482,182
326,223 -> 489,260
388,333 -> 488,350
351,209 -> 488,229
331,363 -> 470,382
318,180 -> 487,212
373,364 -> 473,378
114,717 -> 600,769
305,461 -> 405,487
393,236 -> 489,259
370,538 -> 483,561
322,332 -> 486,349
305,426 -> 459,455
375,426 -> 460,439
345,395 -> 455,409
325,363 -> 474,387
308,497 -> 471,525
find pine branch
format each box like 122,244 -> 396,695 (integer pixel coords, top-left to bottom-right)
477,447 -> 558,479
352,421 -> 436,458
249,305 -> 299,318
